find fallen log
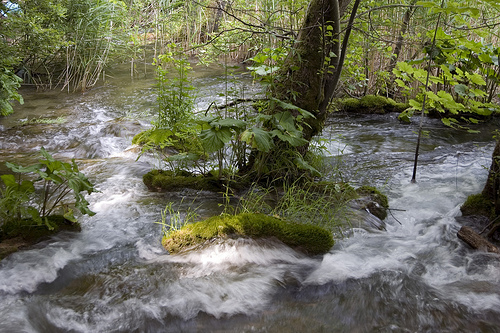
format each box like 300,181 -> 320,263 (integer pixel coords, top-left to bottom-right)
457,226 -> 500,254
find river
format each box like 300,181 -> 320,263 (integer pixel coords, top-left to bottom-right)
0,66 -> 499,332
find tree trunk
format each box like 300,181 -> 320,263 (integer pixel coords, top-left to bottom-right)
272,0 -> 356,142
482,139 -> 500,216
387,0 -> 418,74
243,0 -> 360,181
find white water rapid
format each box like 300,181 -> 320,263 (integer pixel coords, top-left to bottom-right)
0,68 -> 499,332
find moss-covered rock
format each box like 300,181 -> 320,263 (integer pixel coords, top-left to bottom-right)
143,169 -> 250,192
143,169 -> 222,192
162,213 -> 334,256
350,186 -> 389,221
0,215 -> 81,261
337,95 -> 408,115
460,193 -> 494,218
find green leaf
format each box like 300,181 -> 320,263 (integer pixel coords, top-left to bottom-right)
294,155 -> 321,177
270,130 -> 308,147
240,128 -> 273,152
466,73 -> 486,86
166,152 -> 200,162
199,127 -> 232,152
454,84 -> 468,96
64,209 -> 77,223
211,118 -> 247,129
0,174 -> 17,187
270,98 -> 315,119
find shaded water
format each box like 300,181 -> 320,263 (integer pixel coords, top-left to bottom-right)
0,66 -> 499,332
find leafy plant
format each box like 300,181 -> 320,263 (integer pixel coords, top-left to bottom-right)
0,67 -> 24,116
154,43 -> 196,130
0,148 -> 96,230
393,4 -> 500,128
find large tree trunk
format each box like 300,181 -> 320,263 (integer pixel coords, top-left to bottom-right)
483,139 -> 500,216
243,0 -> 360,181
272,0 -> 356,142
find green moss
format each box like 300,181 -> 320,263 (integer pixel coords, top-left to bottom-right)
356,186 -> 389,209
461,193 -> 494,218
0,215 -> 81,261
338,95 -> 408,114
162,213 -> 334,256
143,169 -> 223,192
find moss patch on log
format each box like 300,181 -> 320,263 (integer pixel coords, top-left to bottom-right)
336,95 -> 408,114
0,215 -> 81,261
162,213 -> 334,256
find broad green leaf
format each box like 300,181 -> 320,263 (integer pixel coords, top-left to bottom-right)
240,128 -> 273,152
396,62 -> 414,75
466,73 -> 486,86
270,129 -> 308,147
270,98 -> 315,119
199,127 -> 232,152
294,155 -> 321,177
273,111 -> 297,132
211,118 -> 247,129
0,174 -> 17,187
454,84 -> 468,96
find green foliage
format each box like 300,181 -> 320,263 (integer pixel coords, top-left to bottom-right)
393,30 -> 500,127
142,169 -> 229,192
156,200 -> 199,239
0,148 -> 96,230
236,181 -> 358,233
154,43 -> 196,130
162,212 -> 334,255
0,67 -> 24,116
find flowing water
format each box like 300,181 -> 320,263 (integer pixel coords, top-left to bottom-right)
0,67 -> 499,332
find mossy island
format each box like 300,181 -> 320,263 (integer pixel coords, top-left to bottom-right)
333,95 -> 408,115
162,213 -> 334,256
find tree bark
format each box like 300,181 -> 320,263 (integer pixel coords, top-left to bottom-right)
272,0 -> 356,142
482,138 -> 500,216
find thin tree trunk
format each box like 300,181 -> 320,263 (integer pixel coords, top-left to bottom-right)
387,0 -> 417,74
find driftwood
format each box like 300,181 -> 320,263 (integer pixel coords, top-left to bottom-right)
457,226 -> 500,254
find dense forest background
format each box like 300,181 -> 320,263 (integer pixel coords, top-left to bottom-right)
1,0 -> 499,115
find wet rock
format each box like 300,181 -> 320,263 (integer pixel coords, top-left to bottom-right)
347,200 -> 386,231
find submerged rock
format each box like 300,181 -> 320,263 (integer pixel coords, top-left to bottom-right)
162,213 -> 334,256
0,215 -> 81,261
